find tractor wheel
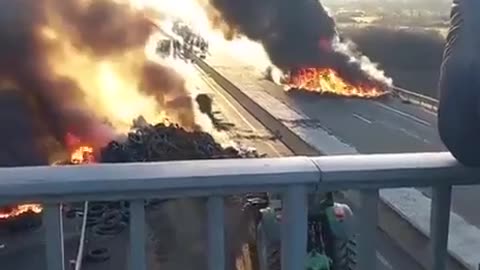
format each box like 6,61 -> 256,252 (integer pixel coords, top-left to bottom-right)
331,237 -> 357,270
256,223 -> 281,270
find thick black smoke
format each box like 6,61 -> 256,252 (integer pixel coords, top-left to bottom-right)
0,90 -> 49,166
340,26 -> 445,96
341,27 -> 445,71
0,0 -> 194,164
203,0 -> 389,86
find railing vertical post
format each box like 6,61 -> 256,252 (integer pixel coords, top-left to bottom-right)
430,184 -> 452,270
129,200 -> 146,270
44,203 -> 65,270
357,189 -> 379,270
207,196 -> 225,270
281,185 -> 308,270
74,201 -> 89,270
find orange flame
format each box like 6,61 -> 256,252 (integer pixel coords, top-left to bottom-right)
284,67 -> 386,98
0,143 -> 96,221
0,204 -> 43,220
65,132 -> 96,164
71,146 -> 95,164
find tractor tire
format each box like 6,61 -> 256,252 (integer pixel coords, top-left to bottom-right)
331,237 -> 357,270
256,223 -> 281,270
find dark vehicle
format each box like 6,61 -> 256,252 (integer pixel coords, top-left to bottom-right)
243,192 -> 357,270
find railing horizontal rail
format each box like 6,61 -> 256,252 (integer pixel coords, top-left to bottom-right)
1,152 -> 480,270
0,156 -> 319,204
311,152 -> 480,190
392,86 -> 439,112
1,153 -> 479,204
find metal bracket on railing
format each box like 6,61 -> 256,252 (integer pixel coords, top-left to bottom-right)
430,185 -> 452,270
356,189 -> 379,270
281,185 -> 308,270
129,200 -> 146,270
45,203 -> 65,270
207,196 -> 225,270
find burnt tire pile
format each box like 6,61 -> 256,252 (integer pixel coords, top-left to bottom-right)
100,119 -> 246,162
83,119 -> 262,265
79,201 -> 129,264
86,201 -> 129,237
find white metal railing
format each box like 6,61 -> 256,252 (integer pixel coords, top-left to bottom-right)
74,201 -> 88,270
392,85 -> 439,112
1,152 -> 480,270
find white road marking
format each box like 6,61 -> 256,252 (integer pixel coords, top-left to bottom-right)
377,251 -> 394,270
399,127 -> 431,144
194,65 -> 283,157
196,66 -> 257,132
374,101 -> 431,127
352,113 -> 373,124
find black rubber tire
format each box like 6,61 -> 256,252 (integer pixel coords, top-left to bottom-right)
88,204 -> 107,217
102,210 -> 123,227
259,238 -> 357,270
86,216 -> 103,227
256,224 -> 281,270
65,209 -> 77,219
331,238 -> 357,270
85,248 -> 110,263
92,222 -> 126,236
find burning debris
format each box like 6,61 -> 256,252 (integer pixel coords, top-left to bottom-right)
0,0 -> 263,233
0,205 -> 43,232
283,67 -> 386,98
200,0 -> 392,98
0,0 -> 196,161
0,141 -> 96,229
100,116 -> 258,163
0,205 -> 43,220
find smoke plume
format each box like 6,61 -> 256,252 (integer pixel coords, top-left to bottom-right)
0,0 -> 194,164
340,26 -> 445,95
201,0 -> 392,86
341,27 -> 445,71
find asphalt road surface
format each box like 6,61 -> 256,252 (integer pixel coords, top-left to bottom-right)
204,48 -> 480,230
198,45 -> 480,269
0,55 -> 422,270
190,62 -> 423,270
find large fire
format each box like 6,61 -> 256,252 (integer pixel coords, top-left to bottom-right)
0,143 -> 94,220
0,0 -> 199,222
0,204 -> 43,220
283,67 -> 387,98
66,133 -> 96,164
38,6 -> 173,133
71,146 -> 95,164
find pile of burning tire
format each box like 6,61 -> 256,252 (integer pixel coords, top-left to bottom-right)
76,116 -> 261,264
101,117 -> 247,162
74,104 -> 356,269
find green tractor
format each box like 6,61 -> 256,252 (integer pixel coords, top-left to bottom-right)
243,192 -> 357,270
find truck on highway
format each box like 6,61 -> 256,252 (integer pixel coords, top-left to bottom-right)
243,192 -> 357,270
